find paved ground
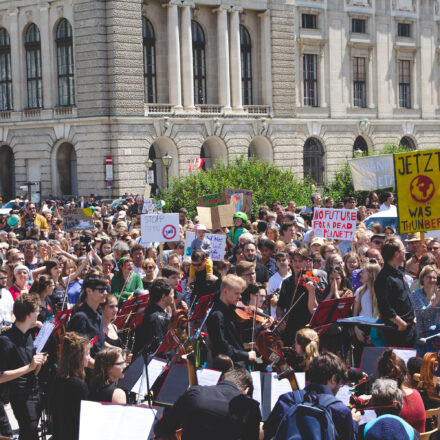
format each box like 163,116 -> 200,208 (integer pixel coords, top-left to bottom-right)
5,404 -> 19,437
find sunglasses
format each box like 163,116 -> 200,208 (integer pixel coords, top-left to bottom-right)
372,240 -> 383,245
145,265 -> 155,269
428,247 -> 440,251
192,262 -> 203,267
96,287 -> 107,294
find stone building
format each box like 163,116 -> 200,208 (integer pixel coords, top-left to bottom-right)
0,0 -> 439,200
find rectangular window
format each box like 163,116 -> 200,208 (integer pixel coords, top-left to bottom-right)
398,23 -> 410,37
26,47 -> 43,109
0,48 -> 12,111
399,60 -> 411,108
353,57 -> 366,108
302,14 -> 317,29
303,54 -> 318,107
352,18 -> 366,34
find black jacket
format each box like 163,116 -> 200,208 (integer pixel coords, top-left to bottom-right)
206,298 -> 249,368
154,380 -> 261,440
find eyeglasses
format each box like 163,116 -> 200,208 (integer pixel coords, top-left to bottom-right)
114,360 -> 127,366
0,277 -> 7,281
145,265 -> 155,269
428,247 -> 440,251
192,262 -> 203,267
372,241 -> 383,245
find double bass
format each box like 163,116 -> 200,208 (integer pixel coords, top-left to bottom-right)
414,352 -> 440,404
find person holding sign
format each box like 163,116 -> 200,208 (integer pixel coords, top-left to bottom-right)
374,238 -> 416,348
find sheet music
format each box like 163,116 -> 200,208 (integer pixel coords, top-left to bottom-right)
270,376 -> 294,411
251,371 -> 262,408
295,372 -> 306,390
79,401 -> 158,440
196,368 -> 221,386
33,321 -> 55,354
131,358 -> 167,396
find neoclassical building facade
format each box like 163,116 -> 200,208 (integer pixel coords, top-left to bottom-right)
0,0 -> 439,199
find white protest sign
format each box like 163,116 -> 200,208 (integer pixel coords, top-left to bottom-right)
348,154 -> 394,191
142,199 -> 154,214
141,213 -> 179,243
184,231 -> 226,261
312,208 -> 357,240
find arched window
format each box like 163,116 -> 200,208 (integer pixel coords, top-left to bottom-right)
0,145 -> 15,200
240,25 -> 252,106
25,24 -> 42,109
56,19 -> 75,106
57,142 -> 77,196
0,29 -> 12,111
303,137 -> 325,184
143,17 -> 156,103
192,21 -> 206,104
353,136 -> 368,156
400,136 -> 416,151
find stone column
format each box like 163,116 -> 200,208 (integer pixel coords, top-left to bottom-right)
8,7 -> 21,111
259,10 -> 272,109
215,6 -> 231,110
39,2 -> 53,109
319,46 -> 327,107
412,55 -> 419,109
367,49 -> 374,108
166,1 -> 182,109
229,7 -> 243,110
181,2 -> 195,110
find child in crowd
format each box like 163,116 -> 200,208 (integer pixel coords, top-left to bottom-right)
227,212 -> 248,246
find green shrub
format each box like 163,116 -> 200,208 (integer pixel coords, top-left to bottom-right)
161,157 -> 317,218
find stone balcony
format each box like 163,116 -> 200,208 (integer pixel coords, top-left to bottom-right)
144,103 -> 271,117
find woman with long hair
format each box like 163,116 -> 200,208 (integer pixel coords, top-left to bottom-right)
321,267 -> 352,302
90,348 -> 126,404
102,294 -> 121,348
352,262 -> 381,365
99,238 -> 113,259
50,332 -> 90,440
377,348 -> 426,433
29,275 -> 55,325
294,328 -> 319,372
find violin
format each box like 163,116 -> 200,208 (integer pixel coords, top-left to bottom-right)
297,271 -> 320,290
256,329 -> 299,391
414,352 -> 440,403
234,301 -> 272,325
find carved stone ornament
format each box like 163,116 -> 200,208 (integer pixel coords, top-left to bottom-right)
346,0 -> 372,6
392,0 -> 416,12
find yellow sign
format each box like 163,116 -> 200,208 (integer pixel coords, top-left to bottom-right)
394,149 -> 440,233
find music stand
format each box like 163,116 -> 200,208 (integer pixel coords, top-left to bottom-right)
114,293 -> 150,330
190,293 -> 215,321
309,297 -> 354,336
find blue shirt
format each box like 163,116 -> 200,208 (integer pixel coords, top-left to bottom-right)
410,288 -> 440,338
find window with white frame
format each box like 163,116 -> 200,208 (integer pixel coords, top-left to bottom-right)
303,54 -> 318,107
25,24 -> 43,109
399,60 -> 411,108
0,28 -> 12,111
56,19 -> 75,107
353,57 -> 366,108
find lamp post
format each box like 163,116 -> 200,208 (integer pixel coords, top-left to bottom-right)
161,152 -> 173,189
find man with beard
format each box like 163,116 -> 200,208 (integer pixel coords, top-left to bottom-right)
242,242 -> 269,285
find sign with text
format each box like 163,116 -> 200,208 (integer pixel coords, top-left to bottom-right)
62,208 -> 94,231
394,149 -> 440,233
225,188 -> 253,216
197,192 -> 227,207
184,231 -> 226,261
349,154 -> 395,191
312,208 -> 357,240
141,213 -> 179,242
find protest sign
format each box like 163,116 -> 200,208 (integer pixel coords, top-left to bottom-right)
312,208 -> 357,240
62,208 -> 94,231
185,231 -> 226,261
394,149 -> 440,233
348,154 -> 394,191
197,204 -> 235,230
142,199 -> 155,214
197,192 -> 227,207
141,213 -> 179,242
225,188 -> 253,216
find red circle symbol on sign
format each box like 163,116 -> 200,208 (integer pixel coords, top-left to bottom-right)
106,156 -> 112,165
162,225 -> 177,240
409,175 -> 435,203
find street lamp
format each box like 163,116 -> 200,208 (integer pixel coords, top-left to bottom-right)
161,152 -> 173,188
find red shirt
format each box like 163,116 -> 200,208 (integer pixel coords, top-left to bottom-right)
9,284 -> 30,301
400,389 -> 426,433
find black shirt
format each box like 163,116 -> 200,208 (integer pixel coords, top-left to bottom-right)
67,303 -> 106,357
0,324 -> 37,395
262,258 -> 277,278
154,380 -> 261,440
255,263 -> 270,284
206,298 -> 249,368
134,303 -> 169,355
50,376 -> 89,440
89,383 -> 116,403
374,263 -> 415,324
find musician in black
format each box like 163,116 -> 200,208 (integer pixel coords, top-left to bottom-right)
133,278 -> 175,355
206,275 -> 256,368
276,249 -> 321,346
154,367 -> 261,440
0,293 -> 48,440
67,274 -> 108,360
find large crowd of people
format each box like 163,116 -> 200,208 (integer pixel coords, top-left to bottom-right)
0,191 -> 439,439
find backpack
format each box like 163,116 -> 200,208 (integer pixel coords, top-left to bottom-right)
274,390 -> 338,440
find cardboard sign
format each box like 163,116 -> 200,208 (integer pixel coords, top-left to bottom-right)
197,192 -> 227,207
62,208 -> 94,231
225,188 -> 253,216
312,208 -> 357,240
197,205 -> 236,230
141,213 -> 179,242
349,154 -> 395,191
142,199 -> 155,214
394,149 -> 440,233
185,231 -> 226,261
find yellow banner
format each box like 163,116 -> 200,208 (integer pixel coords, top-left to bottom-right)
394,149 -> 440,233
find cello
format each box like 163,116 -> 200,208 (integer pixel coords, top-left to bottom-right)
414,352 -> 440,404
